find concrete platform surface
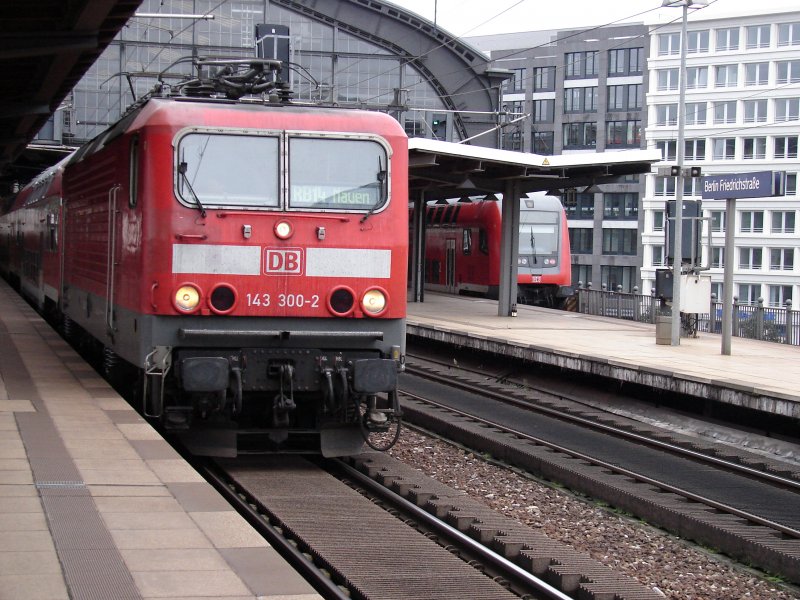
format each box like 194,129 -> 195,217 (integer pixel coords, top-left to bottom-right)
0,279 -> 320,600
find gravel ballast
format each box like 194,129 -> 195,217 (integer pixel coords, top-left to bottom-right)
389,428 -> 800,600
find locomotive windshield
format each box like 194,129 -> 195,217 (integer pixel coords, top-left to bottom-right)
518,211 -> 558,265
177,133 -> 280,208
289,138 -> 388,211
176,133 -> 389,213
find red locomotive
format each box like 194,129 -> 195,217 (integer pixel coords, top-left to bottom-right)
0,59 -> 408,456
424,195 -> 572,307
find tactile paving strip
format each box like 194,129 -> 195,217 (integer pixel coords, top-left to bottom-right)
0,301 -> 141,600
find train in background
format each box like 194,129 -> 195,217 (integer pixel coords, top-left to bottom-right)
0,58 -> 407,457
424,195 -> 573,307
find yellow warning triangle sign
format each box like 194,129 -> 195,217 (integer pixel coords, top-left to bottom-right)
542,158 -> 550,166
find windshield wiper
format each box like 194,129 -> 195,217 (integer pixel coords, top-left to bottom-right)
360,156 -> 387,224
178,161 -> 206,219
530,228 -> 537,264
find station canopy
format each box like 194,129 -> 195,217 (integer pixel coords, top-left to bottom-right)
408,138 -> 662,200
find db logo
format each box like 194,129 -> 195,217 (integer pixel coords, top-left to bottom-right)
264,248 -> 303,275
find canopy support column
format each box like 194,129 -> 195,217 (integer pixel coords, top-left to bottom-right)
498,181 -> 520,317
409,192 -> 426,303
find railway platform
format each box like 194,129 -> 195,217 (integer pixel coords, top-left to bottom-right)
0,278 -> 320,600
407,293 -> 800,421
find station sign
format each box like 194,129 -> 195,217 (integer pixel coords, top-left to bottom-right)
701,171 -> 785,200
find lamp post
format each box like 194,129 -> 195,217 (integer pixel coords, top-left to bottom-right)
662,0 -> 707,345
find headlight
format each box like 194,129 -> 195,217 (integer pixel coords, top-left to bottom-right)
274,220 -> 293,239
361,288 -> 387,316
174,284 -> 201,313
518,256 -> 529,266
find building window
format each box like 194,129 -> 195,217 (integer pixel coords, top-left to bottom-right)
711,247 -> 724,269
688,29 -> 709,53
770,248 -> 794,271
710,210 -> 726,233
504,130 -> 522,151
565,51 -> 598,78
777,60 -> 800,84
607,84 -> 642,111
657,69 -> 679,91
657,140 -> 676,162
563,122 -> 596,149
769,285 -> 793,307
684,139 -> 706,161
655,104 -> 678,126
787,173 -> 798,196
602,229 -> 637,255
533,66 -> 555,92
685,102 -> 707,125
715,64 -> 738,88
774,136 -> 799,159
771,210 -> 795,233
532,99 -> 554,123
564,87 -> 597,113
658,32 -> 681,56
569,228 -> 593,254
775,98 -> 800,122
746,24 -> 771,49
743,137 -> 767,160
653,210 -> 665,232
778,22 -> 800,46
682,177 -> 701,197
717,27 -> 740,51
744,62 -> 769,86
573,264 -> 592,288
502,68 -> 526,93
713,138 -> 736,160
532,131 -> 554,154
655,176 -> 676,197
606,120 -> 641,148
651,244 -> 665,266
739,247 -> 763,270
608,48 -> 643,76
686,66 -> 708,89
603,193 -> 638,219
738,284 -> 761,305
562,191 -> 594,220
713,101 -> 737,124
743,99 -> 768,123
740,210 -> 764,233
601,266 -> 636,293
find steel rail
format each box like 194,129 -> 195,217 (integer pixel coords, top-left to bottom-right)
199,461 -> 351,600
404,360 -> 800,493
333,459 -> 573,600
399,389 -> 800,540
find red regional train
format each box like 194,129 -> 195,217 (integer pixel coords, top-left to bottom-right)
0,59 -> 407,457
424,195 -> 573,307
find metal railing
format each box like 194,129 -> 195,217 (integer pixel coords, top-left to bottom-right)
576,283 -> 799,346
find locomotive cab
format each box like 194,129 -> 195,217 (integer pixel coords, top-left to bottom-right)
49,59 -> 408,458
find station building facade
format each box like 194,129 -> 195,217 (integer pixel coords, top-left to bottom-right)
38,0 -> 507,149
469,24 -> 650,294
474,7 -> 800,306
643,8 -> 800,308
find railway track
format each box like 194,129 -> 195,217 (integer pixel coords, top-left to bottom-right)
400,354 -> 800,583
200,454 -> 662,599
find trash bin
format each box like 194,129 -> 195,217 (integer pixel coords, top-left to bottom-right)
656,315 -> 672,345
